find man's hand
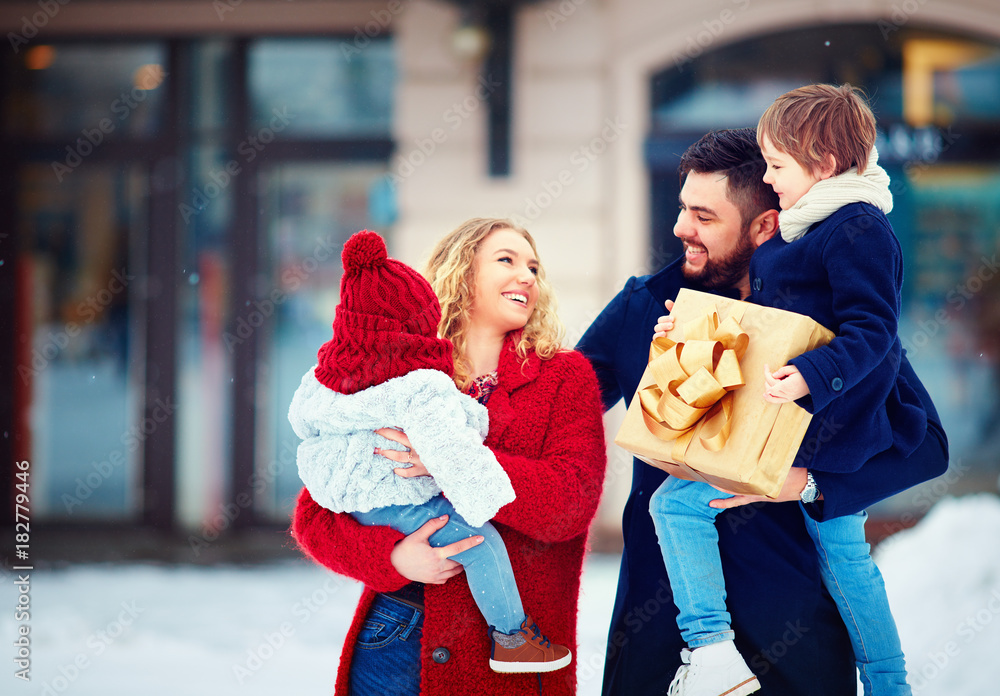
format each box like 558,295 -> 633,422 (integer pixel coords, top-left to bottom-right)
763,364 -> 810,403
708,467 -> 812,509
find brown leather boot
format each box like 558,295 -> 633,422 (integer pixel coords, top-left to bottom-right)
488,615 -> 572,673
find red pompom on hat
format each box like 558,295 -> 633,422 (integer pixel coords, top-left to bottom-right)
315,230 -> 453,394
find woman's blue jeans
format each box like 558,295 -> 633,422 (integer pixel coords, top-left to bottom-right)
650,475 -> 911,695
349,594 -> 423,696
351,494 -> 526,634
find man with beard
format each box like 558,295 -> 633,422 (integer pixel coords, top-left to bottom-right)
576,128 -> 949,695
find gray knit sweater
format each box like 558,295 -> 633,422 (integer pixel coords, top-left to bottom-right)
288,367 -> 516,527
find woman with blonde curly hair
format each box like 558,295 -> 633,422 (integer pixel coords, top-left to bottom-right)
292,217 -> 607,696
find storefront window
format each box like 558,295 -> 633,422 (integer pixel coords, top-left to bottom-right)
17,162 -> 147,520
254,162 -> 390,521
249,38 -> 395,137
5,43 -> 167,138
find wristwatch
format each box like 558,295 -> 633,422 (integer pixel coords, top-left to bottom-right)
800,472 -> 821,504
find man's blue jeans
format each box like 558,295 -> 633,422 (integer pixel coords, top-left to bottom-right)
349,594 -> 423,696
650,475 -> 911,695
352,494 -> 526,634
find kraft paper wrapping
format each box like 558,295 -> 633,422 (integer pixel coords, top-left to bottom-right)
614,288 -> 835,498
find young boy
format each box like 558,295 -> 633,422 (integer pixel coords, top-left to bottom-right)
288,230 -> 572,674
650,85 -> 928,696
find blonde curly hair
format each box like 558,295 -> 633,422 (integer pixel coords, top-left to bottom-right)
424,218 -> 565,390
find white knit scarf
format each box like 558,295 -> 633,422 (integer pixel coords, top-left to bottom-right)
778,147 -> 894,242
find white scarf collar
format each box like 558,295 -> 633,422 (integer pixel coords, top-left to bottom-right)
778,147 -> 893,242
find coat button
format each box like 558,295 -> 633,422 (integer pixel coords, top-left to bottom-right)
432,647 -> 450,664
831,377 -> 844,391
752,278 -> 762,292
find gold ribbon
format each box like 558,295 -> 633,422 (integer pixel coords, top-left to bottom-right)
639,304 -> 749,463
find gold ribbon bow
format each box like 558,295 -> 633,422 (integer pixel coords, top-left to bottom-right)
638,304 -> 749,463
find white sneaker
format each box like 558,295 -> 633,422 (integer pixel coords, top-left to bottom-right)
667,641 -> 761,696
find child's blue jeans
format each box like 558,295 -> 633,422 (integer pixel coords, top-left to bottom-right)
650,475 -> 911,696
352,494 -> 526,634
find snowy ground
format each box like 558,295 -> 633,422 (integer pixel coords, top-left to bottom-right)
3,494 -> 999,695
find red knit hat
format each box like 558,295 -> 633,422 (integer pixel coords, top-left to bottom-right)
315,230 -> 453,394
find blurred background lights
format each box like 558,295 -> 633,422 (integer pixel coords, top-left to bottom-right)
25,44 -> 56,70
133,63 -> 166,90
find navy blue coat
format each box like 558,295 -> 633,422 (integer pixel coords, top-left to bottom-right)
577,258 -> 948,696
750,202 -> 927,472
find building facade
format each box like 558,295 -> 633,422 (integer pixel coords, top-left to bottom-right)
2,0 -> 998,540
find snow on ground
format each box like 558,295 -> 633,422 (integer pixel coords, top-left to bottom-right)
2,494 -> 998,695
875,493 -> 1000,695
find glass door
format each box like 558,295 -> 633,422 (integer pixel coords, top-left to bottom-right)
253,162 -> 390,521
15,162 -> 148,520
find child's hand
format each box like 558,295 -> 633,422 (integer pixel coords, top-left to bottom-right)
653,299 -> 675,339
763,364 -> 810,403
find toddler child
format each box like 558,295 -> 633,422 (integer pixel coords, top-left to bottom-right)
288,230 -> 571,674
651,84 -> 928,696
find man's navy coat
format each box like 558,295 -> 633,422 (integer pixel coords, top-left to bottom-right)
577,257 -> 948,696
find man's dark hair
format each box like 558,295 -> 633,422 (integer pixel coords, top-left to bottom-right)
678,128 -> 780,229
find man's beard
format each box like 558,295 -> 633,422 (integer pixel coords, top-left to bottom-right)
681,225 -> 756,291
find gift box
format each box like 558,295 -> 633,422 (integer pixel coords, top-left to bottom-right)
614,288 -> 835,498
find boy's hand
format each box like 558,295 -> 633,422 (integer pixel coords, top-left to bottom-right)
653,299 -> 675,338
763,364 -> 809,403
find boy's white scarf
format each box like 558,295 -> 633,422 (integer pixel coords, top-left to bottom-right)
778,147 -> 893,242
288,367 -> 515,527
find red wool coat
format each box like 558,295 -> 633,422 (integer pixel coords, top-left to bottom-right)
292,337 -> 607,695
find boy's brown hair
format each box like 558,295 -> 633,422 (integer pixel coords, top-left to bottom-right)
757,83 -> 877,176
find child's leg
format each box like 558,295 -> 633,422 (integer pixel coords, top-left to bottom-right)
649,476 -> 732,648
801,506 -> 911,696
352,496 -> 525,634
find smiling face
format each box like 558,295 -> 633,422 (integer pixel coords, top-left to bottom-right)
759,134 -> 832,210
674,171 -> 758,294
468,228 -> 540,336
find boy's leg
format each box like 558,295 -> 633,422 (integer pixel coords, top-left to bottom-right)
649,477 -> 733,648
801,506 -> 911,696
352,496 -> 525,634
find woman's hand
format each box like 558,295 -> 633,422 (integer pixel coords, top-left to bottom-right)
375,427 -> 430,478
653,299 -> 675,338
389,515 -> 484,584
763,364 -> 810,403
